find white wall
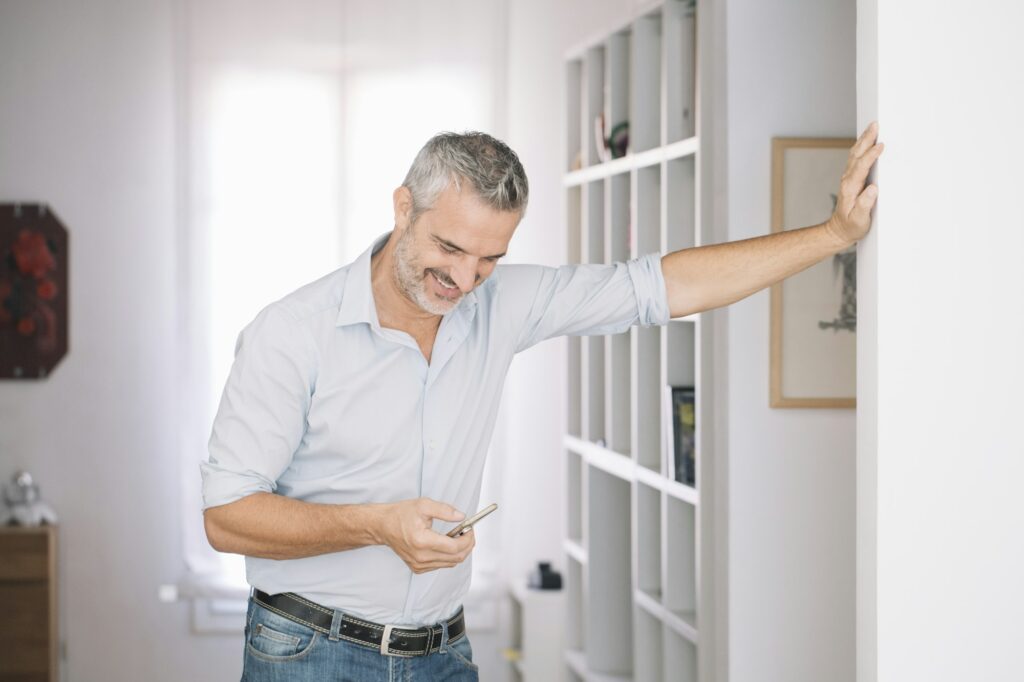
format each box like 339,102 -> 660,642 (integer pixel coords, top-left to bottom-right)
725,1 -> 857,681
0,1 -> 240,679
857,2 -> 1024,681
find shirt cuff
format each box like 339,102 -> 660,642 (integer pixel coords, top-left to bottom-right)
200,460 -> 276,510
626,252 -> 671,327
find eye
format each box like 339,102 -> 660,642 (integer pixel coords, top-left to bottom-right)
438,243 -> 458,255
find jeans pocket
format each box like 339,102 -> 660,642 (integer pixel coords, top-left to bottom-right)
246,602 -> 320,662
447,634 -> 479,673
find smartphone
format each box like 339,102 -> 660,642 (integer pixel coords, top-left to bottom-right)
446,503 -> 498,537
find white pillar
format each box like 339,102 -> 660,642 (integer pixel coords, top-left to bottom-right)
857,2 -> 1024,681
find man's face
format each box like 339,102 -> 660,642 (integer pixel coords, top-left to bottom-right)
392,183 -> 519,316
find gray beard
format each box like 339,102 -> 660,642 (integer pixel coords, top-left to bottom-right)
392,227 -> 462,316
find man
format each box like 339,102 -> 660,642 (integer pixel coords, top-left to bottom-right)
202,126 -> 883,680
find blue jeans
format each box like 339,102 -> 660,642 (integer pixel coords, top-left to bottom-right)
241,597 -> 480,681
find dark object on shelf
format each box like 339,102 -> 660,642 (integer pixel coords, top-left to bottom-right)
672,386 -> 696,486
528,562 -> 563,590
593,114 -> 630,162
608,121 -> 629,159
0,203 -> 69,379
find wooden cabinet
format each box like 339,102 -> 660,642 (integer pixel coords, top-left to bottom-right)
0,526 -> 57,682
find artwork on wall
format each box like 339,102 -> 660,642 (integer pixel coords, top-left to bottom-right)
0,203 -> 69,379
770,137 -> 857,408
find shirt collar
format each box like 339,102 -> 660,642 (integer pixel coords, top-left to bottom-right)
335,231 -> 479,329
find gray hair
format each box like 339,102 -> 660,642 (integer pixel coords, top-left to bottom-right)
402,131 -> 529,224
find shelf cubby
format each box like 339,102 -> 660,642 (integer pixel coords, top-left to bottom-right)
636,482 -> 662,601
567,450 -> 583,544
665,156 -> 696,254
606,171 -> 632,454
664,626 -> 698,682
634,607 -> 665,682
583,46 -> 605,167
633,324 -> 662,472
568,184 -> 583,438
605,31 -> 630,161
567,555 -> 586,652
666,321 -> 696,388
631,12 -> 663,154
583,179 -> 607,443
586,467 -> 634,676
664,495 -> 697,629
567,59 -> 583,172
663,0 -> 697,145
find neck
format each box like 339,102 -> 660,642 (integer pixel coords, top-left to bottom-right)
370,233 -> 442,332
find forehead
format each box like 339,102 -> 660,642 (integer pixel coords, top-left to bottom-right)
419,183 -> 518,252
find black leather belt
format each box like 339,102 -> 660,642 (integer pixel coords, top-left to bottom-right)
252,589 -> 466,657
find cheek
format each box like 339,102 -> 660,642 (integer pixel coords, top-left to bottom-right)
478,262 -> 497,280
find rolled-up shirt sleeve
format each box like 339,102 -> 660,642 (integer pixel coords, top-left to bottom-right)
200,303 -> 317,510
508,252 -> 671,353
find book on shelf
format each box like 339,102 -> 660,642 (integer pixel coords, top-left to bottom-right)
664,385 -> 696,487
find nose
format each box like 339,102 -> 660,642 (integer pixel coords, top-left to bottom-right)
451,259 -> 478,293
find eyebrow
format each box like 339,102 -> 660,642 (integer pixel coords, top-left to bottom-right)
432,234 -> 507,260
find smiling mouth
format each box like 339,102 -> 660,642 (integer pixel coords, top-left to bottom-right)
429,269 -> 461,298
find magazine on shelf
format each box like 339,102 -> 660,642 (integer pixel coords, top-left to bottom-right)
665,385 -> 696,487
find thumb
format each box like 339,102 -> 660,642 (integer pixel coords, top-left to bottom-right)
419,498 -> 465,523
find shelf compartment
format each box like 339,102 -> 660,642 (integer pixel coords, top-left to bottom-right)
567,450 -> 583,544
665,320 -> 696,485
567,58 -> 583,172
663,626 -> 698,682
604,30 -> 630,162
606,332 -> 631,455
636,482 -> 662,601
586,467 -> 634,677
633,324 -> 661,472
568,183 -> 583,438
634,606 -> 664,682
666,320 -> 696,389
568,335 -> 583,438
663,495 -> 697,635
631,11 -> 662,154
583,45 -> 606,167
582,179 -> 606,443
606,171 -> 632,455
665,156 -> 696,253
567,555 -> 586,652
663,0 -> 697,145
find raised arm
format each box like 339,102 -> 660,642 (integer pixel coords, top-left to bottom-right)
662,122 -> 884,318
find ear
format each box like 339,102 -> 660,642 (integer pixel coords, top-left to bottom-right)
393,186 -> 414,233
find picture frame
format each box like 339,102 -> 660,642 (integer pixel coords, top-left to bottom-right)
770,137 -> 857,408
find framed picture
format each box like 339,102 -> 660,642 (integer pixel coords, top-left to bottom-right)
770,137 -> 856,408
0,203 -> 69,379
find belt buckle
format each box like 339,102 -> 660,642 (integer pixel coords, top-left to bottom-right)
380,624 -> 399,656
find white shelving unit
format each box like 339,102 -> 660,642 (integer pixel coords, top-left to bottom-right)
507,581 -> 567,682
563,2 -> 715,681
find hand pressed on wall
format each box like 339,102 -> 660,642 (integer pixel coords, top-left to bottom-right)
826,121 -> 884,247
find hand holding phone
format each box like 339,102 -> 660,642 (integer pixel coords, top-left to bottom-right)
446,503 -> 498,537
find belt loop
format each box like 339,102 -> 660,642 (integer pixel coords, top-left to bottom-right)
438,618 -> 450,654
328,608 -> 343,642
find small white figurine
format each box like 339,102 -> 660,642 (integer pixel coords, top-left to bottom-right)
1,471 -> 58,526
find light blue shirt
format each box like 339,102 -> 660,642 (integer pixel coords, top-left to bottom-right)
201,233 -> 670,626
